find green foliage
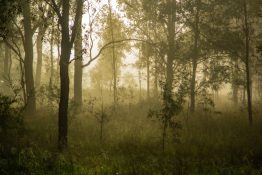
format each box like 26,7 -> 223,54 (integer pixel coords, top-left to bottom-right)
0,0 -> 19,38
0,94 -> 24,147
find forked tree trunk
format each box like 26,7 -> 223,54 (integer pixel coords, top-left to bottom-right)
57,0 -> 83,151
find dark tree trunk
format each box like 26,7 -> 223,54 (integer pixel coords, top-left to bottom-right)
243,0 -> 253,125
58,0 -> 71,150
190,0 -> 200,113
232,59 -> 239,105
56,0 -> 83,151
22,0 -> 36,114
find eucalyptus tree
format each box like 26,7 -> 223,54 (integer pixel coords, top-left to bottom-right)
73,0 -> 83,107
35,2 -> 53,89
21,0 -> 36,113
90,11 -> 129,100
49,0 -> 83,150
119,0 -> 187,152
200,0 -> 261,125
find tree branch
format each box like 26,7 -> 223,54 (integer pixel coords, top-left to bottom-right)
80,38 -> 156,67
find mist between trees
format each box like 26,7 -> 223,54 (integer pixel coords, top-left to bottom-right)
0,0 -> 262,174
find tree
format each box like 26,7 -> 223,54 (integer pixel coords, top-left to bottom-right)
243,0 -> 253,125
90,9 -> 129,106
21,0 -> 36,113
50,0 -> 83,150
35,2 -> 52,89
73,1 -> 83,107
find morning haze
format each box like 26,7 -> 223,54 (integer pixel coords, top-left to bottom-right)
0,0 -> 262,174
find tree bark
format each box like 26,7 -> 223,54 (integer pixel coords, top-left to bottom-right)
21,0 -> 36,113
56,0 -> 83,150
35,25 -> 47,88
190,0 -> 200,113
58,0 -> 71,150
146,56 -> 150,100
74,3 -> 83,107
49,19 -> 54,89
154,57 -> 158,98
166,1 -> 176,92
232,59 -> 239,105
4,43 -> 11,79
243,0 -> 253,125
109,0 -> 117,109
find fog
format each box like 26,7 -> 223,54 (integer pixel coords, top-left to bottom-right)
0,0 -> 262,174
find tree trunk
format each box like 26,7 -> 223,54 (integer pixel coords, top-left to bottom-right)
146,56 -> 150,100
22,0 -> 36,114
49,19 -> 54,89
4,43 -> 11,79
74,4 -> 83,107
58,0 -> 71,150
109,0 -> 117,109
232,59 -> 239,105
243,0 -> 253,125
35,25 -> 46,88
154,57 -> 158,98
162,0 -> 176,153
57,0 -> 83,151
166,11 -> 175,92
190,0 -> 200,113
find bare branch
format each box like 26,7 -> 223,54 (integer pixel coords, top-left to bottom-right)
46,0 -> 62,20
80,38 -> 156,67
4,40 -> 24,63
12,19 -> 25,47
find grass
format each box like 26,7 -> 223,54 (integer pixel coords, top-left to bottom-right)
1,99 -> 262,174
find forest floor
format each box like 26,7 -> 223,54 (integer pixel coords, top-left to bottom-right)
1,100 -> 262,175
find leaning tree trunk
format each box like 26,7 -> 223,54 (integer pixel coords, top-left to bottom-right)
73,3 -> 83,107
243,0 -> 253,125
22,0 -> 36,114
190,0 -> 200,113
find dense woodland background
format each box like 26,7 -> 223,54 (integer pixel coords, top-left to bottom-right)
0,0 -> 262,174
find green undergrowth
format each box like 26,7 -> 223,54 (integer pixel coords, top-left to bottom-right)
1,98 -> 262,174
